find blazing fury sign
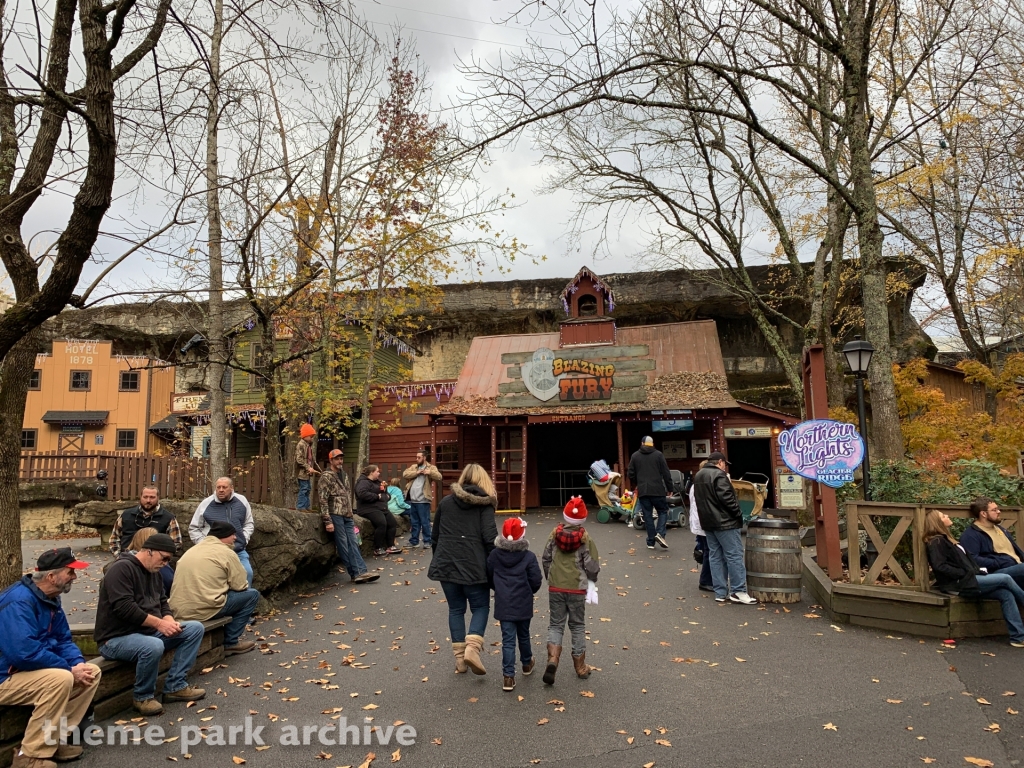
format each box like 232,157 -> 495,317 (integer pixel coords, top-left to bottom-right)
499,343 -> 650,408
519,348 -> 620,402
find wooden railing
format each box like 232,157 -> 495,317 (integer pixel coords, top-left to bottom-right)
846,501 -> 1022,591
20,451 -> 273,504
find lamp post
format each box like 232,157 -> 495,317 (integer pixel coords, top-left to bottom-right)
842,335 -> 875,500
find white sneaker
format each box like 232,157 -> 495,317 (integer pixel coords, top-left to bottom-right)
655,533 -> 668,549
729,591 -> 758,605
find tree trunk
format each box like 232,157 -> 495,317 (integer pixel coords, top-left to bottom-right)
206,0 -> 227,481
0,331 -> 39,587
355,261 -> 386,473
845,0 -> 905,461
261,320 -> 285,507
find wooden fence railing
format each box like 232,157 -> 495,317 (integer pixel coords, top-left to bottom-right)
20,451 -> 272,504
846,501 -> 1022,590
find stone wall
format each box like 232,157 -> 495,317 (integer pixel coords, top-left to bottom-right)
19,483 -> 105,538
72,500 -> 410,594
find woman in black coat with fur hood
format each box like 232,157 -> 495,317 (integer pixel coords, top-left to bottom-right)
428,463 -> 498,675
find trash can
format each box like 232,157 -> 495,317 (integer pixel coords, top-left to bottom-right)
744,518 -> 802,604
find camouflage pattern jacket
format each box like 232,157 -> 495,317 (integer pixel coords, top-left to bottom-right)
319,469 -> 353,524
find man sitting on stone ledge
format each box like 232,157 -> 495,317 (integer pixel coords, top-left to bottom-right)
108,486 -> 181,558
94,534 -> 205,716
0,548 -> 101,768
190,478 -> 255,588
170,520 -> 259,656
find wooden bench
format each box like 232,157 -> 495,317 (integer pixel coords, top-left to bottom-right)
0,617 -> 230,768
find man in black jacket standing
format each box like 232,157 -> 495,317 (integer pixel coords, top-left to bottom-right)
627,436 -> 673,550
693,452 -> 757,605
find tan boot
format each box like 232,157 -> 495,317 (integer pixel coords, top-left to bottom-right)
463,634 -> 487,675
452,642 -> 469,674
542,643 -> 561,686
11,754 -> 57,768
53,744 -> 83,762
572,651 -> 591,679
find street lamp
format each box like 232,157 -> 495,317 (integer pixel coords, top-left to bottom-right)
842,335 -> 875,500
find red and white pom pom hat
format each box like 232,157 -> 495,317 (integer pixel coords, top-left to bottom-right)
563,496 -> 588,525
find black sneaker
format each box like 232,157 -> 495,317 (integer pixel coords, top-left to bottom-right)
373,548 -> 387,557
699,584 -> 715,592
655,533 -> 669,549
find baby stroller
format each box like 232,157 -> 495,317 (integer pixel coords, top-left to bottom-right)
591,469 -> 630,524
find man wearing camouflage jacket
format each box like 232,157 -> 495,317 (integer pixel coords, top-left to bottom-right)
320,449 -> 379,584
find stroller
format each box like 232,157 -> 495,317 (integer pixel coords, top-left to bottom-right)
592,470 -> 631,524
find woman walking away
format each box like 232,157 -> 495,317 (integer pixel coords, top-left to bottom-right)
355,465 -> 401,557
924,510 -> 1024,647
428,463 -> 498,675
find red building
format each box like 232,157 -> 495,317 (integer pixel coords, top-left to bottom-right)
426,268 -> 798,512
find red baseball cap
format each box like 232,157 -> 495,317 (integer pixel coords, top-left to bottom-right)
36,547 -> 89,570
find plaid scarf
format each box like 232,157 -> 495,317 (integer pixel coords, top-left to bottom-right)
554,524 -> 586,553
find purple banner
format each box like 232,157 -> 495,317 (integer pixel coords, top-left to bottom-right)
777,419 -> 865,488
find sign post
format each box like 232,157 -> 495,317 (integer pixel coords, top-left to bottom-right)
801,346 -> 844,579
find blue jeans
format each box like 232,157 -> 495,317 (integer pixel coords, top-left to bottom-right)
440,581 -> 490,642
237,550 -> 253,588
994,562 -> 1024,591
297,479 -> 311,510
99,621 -> 205,700
706,527 -> 747,598
214,588 -> 260,645
408,502 -> 432,545
976,573 -> 1024,643
500,619 -> 533,677
696,535 -> 713,588
639,495 -> 669,545
331,515 -> 369,579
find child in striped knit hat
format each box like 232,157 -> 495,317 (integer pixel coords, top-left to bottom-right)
541,496 -> 600,685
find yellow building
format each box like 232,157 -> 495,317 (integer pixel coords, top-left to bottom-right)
22,340 -> 175,454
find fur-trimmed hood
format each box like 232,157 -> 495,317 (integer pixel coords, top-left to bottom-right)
450,482 -> 498,508
494,535 -> 530,552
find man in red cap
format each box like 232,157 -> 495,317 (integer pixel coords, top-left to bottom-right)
320,447 -> 380,584
295,423 -> 319,510
0,548 -> 101,768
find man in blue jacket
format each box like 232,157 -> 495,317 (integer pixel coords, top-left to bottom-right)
960,497 -> 1024,589
0,548 -> 101,768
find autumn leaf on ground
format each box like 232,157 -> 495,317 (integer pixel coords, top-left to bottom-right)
547,699 -> 564,705
643,763 -> 656,768
391,748 -> 401,763
314,751 -> 332,760
231,758 -> 245,765
964,758 -> 995,767
1004,691 -> 1017,696
468,698 -> 479,703
735,658 -> 746,663
803,613 -> 820,618
627,736 -> 635,744
886,699 -> 903,704
983,723 -> 1000,733
255,746 -> 270,752
977,698 -> 992,705
1008,707 -> 1019,715
920,759 -> 935,764
362,704 -> 379,710
431,738 -> 442,745
823,723 -> 838,731
655,739 -> 672,747
537,718 -> 549,726
357,753 -> 376,768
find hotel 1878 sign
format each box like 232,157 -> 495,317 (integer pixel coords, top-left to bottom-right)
778,419 -> 866,488
498,345 -> 651,407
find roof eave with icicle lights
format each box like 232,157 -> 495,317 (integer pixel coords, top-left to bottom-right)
559,266 -> 616,316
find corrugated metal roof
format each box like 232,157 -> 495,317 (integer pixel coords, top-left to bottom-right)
453,320 -> 728,399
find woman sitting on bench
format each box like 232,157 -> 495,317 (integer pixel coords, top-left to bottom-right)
924,509 -> 1024,647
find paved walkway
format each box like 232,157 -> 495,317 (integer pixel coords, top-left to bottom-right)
26,517 -> 1024,768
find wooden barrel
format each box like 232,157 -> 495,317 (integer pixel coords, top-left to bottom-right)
744,518 -> 802,604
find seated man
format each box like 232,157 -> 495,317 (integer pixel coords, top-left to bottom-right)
0,549 -> 101,768
189,477 -> 255,587
94,534 -> 205,716
108,486 -> 181,557
960,497 -> 1024,589
170,520 -> 260,656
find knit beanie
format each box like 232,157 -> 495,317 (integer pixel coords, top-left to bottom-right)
563,496 -> 588,526
300,423 -> 316,438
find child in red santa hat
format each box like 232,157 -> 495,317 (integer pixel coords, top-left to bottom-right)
540,496 -> 600,685
487,517 -> 543,692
